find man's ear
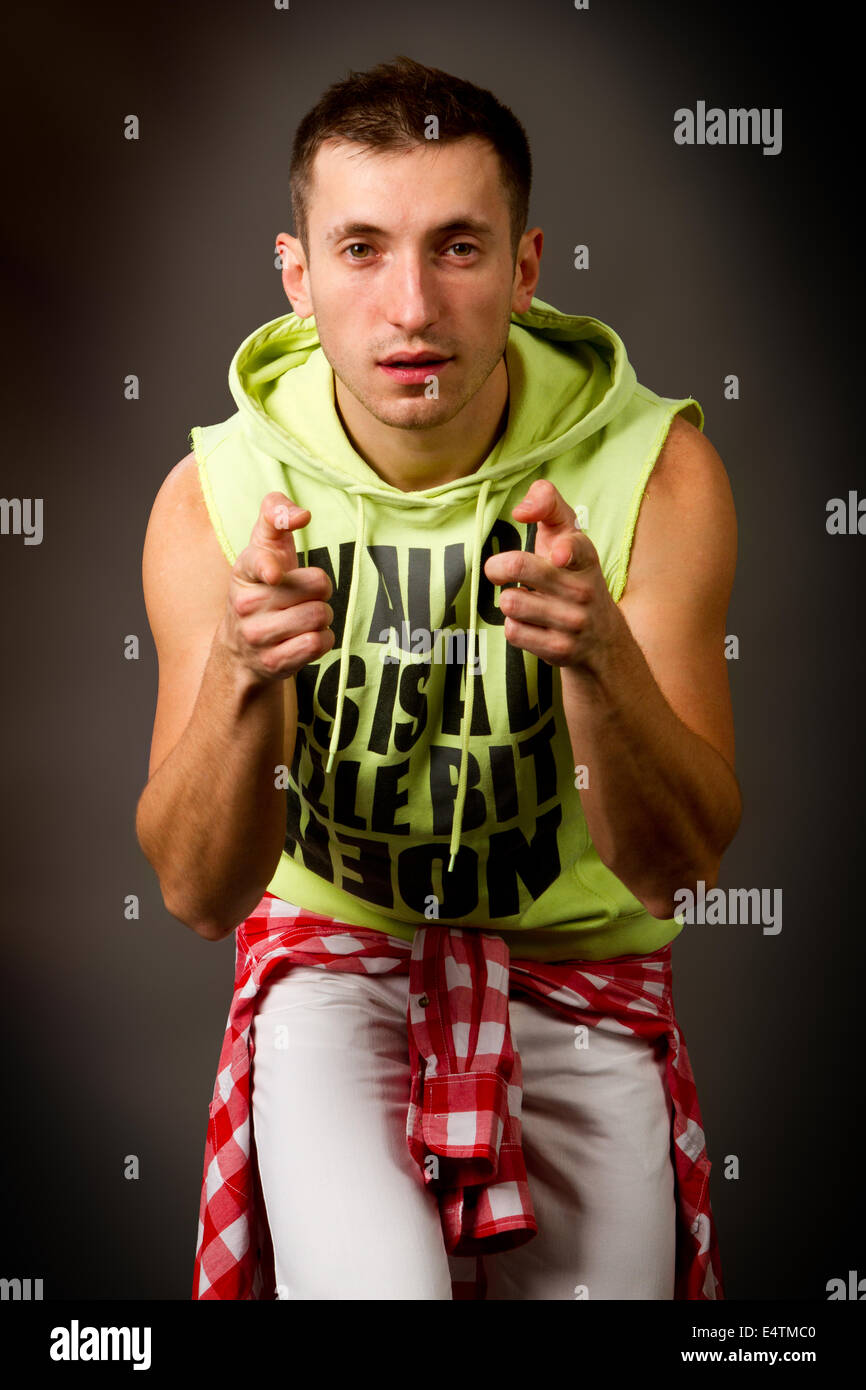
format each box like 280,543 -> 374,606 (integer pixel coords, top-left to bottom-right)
511,227 -> 543,315
276,232 -> 313,317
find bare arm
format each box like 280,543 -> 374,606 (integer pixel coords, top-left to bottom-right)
134,454 -> 334,941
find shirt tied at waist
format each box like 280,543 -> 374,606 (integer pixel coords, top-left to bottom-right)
192,891 -> 724,1302
405,921 -> 537,1255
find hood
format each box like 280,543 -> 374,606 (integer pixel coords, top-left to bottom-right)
227,296 -> 638,877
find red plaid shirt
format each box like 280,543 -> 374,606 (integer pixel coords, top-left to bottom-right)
193,892 -> 724,1300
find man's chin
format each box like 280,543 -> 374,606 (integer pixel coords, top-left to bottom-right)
370,396 -> 459,431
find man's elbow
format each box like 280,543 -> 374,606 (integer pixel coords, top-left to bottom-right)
715,771 -> 744,858
174,908 -> 233,942
161,889 -> 238,942
627,856 -> 727,923
193,920 -> 235,943
615,783 -> 743,922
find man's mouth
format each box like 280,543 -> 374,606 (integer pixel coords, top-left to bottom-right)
378,352 -> 453,380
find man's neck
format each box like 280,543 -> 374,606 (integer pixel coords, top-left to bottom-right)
334,357 -> 510,493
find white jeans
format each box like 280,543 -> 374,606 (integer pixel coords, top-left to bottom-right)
250,963 -> 676,1300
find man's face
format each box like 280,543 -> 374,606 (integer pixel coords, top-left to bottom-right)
292,136 -> 522,432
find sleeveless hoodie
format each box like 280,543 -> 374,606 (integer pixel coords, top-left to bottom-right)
191,295 -> 703,961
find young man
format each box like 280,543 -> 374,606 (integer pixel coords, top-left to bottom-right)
136,55 -> 741,1301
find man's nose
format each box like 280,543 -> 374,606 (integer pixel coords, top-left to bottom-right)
381,254 -> 440,333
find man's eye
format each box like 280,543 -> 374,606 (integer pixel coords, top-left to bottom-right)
343,242 -> 477,260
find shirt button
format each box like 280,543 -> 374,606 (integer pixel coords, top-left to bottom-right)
418,994 -> 430,1007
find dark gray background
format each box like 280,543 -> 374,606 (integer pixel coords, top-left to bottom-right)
1,0 -> 861,1299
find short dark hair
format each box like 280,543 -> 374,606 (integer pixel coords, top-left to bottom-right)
289,54 -> 532,263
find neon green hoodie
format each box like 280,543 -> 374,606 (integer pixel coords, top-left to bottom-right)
191,296 -> 703,961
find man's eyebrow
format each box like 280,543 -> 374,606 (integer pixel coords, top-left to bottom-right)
323,216 -> 497,245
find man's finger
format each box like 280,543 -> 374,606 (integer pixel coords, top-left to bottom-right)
252,492 -> 310,548
511,479 -> 576,530
235,493 -> 310,585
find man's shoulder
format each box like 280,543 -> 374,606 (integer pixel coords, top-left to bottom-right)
159,447 -> 198,489
147,451 -> 211,538
143,451 -> 230,588
646,411 -> 728,502
620,410 -> 736,604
